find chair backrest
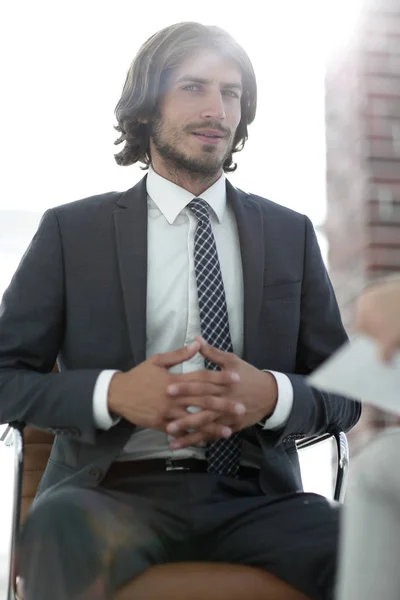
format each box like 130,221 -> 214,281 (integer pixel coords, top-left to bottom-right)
21,427 -> 54,522
19,364 -> 59,521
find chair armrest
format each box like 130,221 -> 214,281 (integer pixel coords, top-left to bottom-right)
296,427 -> 349,503
1,422 -> 25,600
0,424 -> 12,443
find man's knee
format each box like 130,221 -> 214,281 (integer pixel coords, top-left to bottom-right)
18,487 -> 109,600
19,485 -> 105,581
22,487 -> 92,542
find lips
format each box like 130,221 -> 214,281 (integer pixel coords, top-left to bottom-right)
192,131 -> 224,139
192,131 -> 225,144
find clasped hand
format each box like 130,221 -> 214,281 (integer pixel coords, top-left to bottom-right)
108,337 -> 278,450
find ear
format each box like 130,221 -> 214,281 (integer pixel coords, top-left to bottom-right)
138,116 -> 149,124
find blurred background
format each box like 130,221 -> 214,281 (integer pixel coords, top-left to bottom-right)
0,0 -> 399,595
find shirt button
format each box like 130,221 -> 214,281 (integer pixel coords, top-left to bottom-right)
88,467 -> 103,481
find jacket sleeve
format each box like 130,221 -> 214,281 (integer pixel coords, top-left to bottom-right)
0,209 -> 102,444
269,215 -> 361,444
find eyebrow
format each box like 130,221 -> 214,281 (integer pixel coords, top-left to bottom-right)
176,76 -> 243,92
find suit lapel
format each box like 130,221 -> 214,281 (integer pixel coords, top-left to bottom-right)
114,176 -> 148,366
227,181 -> 264,364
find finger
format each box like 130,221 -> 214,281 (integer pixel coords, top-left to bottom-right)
167,379 -> 240,399
167,412 -> 233,439
153,341 -> 200,368
170,430 -> 209,449
170,423 -> 232,450
195,337 -> 232,366
167,370 -> 240,395
167,409 -> 220,436
169,382 -> 224,397
165,406 -> 198,422
175,395 -> 246,417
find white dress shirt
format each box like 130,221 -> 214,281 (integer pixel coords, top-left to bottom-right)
93,167 -> 293,466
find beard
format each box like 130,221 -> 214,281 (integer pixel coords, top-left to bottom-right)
149,117 -> 233,178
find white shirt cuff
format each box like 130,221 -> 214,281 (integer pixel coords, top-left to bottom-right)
93,370 -> 121,430
260,371 -> 294,430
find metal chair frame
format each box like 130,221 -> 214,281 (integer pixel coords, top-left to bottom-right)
1,424 -> 349,600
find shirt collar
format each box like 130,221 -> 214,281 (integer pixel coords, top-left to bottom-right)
146,165 -> 227,224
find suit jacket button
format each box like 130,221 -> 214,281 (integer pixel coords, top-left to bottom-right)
88,467 -> 103,481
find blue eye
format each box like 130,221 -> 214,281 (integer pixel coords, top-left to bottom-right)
182,84 -> 240,98
223,90 -> 240,98
183,84 -> 201,92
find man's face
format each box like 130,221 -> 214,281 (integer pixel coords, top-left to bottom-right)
149,50 -> 243,177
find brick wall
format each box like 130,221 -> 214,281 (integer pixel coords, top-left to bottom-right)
325,0 -> 400,449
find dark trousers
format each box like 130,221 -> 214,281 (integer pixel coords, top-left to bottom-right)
18,471 -> 339,600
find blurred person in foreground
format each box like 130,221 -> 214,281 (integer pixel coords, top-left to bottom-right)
337,278 -> 400,600
0,22 -> 360,600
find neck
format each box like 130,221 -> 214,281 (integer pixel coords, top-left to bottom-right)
150,161 -> 223,196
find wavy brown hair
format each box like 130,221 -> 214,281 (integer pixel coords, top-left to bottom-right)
114,22 -> 257,172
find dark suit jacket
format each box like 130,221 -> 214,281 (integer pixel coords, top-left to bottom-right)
0,176 -> 361,498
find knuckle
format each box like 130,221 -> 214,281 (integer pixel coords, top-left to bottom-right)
204,395 -> 217,409
210,383 -> 222,395
227,355 -> 236,367
225,371 -> 236,383
193,383 -> 202,395
204,371 -> 215,381
157,409 -> 167,424
193,409 -> 204,422
154,415 -> 165,429
197,411 -> 211,426
219,397 -> 232,412
207,410 -> 219,422
213,397 -> 225,411
204,422 -> 219,436
215,399 -> 226,413
162,401 -> 174,419
228,400 -> 238,413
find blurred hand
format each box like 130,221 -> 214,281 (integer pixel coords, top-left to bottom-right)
356,279 -> 400,361
165,337 -> 278,449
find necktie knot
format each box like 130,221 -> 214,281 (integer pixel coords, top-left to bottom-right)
188,198 -> 210,223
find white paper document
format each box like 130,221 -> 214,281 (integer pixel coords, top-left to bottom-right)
307,335 -> 400,416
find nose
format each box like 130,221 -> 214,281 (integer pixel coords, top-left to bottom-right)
200,90 -> 226,121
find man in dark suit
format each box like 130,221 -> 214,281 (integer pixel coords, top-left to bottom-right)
0,22 -> 360,600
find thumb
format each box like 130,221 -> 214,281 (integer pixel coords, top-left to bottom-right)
196,337 -> 229,366
153,341 -> 201,369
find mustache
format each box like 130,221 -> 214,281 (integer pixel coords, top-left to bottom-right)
184,122 -> 231,137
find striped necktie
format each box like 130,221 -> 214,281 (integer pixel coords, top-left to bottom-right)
188,198 -> 241,477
